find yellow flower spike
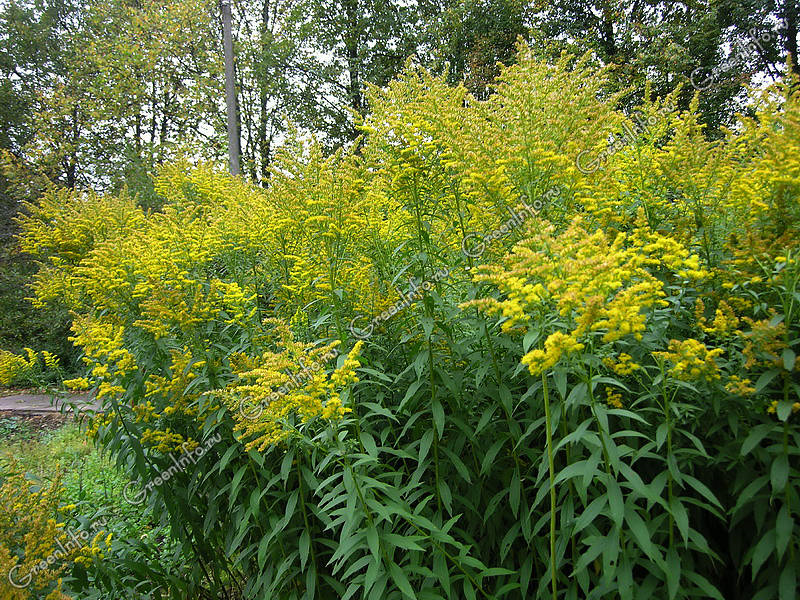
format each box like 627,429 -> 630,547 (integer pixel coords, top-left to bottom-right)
653,339 -> 724,382
605,387 -> 624,409
215,325 -> 362,450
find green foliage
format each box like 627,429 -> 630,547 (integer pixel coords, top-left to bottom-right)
530,0 -> 797,132
0,246 -> 76,381
1,422 -> 186,600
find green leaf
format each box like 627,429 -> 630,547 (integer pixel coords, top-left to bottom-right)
782,348 -> 796,372
566,382 -> 588,407
383,533 -> 426,551
360,432 -> 378,458
228,466 -> 247,510
665,547 -> 680,600
670,497 -> 689,545
509,467 -> 521,517
420,315 -> 434,338
390,562 -> 417,599
306,564 -> 316,599
777,399 -> 794,422
218,443 -> 239,474
751,528 -> 776,579
257,535 -> 270,570
481,438 -> 506,476
756,369 -> 780,393
366,525 -> 380,561
433,552 -> 450,596
523,328 -> 538,352
656,423 -> 668,450
683,571 -> 723,600
607,477 -> 624,528
573,496 -> 607,534
624,504 -> 661,565
364,559 -> 382,595
440,445 -> 472,483
779,563 -> 796,600
299,530 -> 311,570
284,489 -> 299,523
554,459 -> 596,487
249,488 -> 261,517
618,462 -> 658,506
463,577 -> 476,600
683,474 -> 723,509
476,405 -> 497,435
419,429 -> 434,464
432,398 -> 445,439
775,504 -> 793,561
771,453 -> 789,494
280,451 -> 294,483
554,367 -> 567,399
740,424 -> 775,456
399,380 -> 424,412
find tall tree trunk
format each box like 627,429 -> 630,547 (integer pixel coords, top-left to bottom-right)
344,0 -> 362,119
160,91 -> 170,153
258,0 -> 271,182
65,106 -> 79,189
599,2 -> 617,61
784,0 -> 799,78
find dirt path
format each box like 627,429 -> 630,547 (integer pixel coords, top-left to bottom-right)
0,391 -> 100,415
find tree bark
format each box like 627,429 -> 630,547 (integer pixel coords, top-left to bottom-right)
783,0 -> 799,78
258,0 -> 271,182
344,0 -> 362,118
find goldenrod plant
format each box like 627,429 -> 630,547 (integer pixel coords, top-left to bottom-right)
0,461 -> 76,600
0,348 -> 64,388
13,43 -> 800,599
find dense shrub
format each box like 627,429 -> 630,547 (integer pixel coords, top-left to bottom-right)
14,45 -> 800,599
0,180 -> 78,383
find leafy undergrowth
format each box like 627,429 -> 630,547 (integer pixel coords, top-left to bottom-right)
1,420 -> 186,600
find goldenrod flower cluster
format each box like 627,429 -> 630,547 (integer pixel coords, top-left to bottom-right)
12,44 -> 800,458
69,316 -> 138,380
73,531 -> 112,567
605,387 -> 624,409
725,376 -> 756,396
62,377 -> 90,391
141,429 -> 197,454
0,460 -> 77,600
653,339 -> 724,382
464,218 -> 696,374
521,332 -> 585,376
0,348 -> 62,387
86,413 -> 113,441
603,353 -> 641,376
215,321 -> 363,451
739,315 -> 789,370
0,349 -> 35,386
695,298 -> 739,337
767,400 -> 800,416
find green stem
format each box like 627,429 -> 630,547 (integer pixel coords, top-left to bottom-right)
542,371 -> 558,600
297,456 -> 319,592
401,515 -> 492,599
661,361 -> 675,548
427,337 -> 442,514
482,319 -> 522,470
